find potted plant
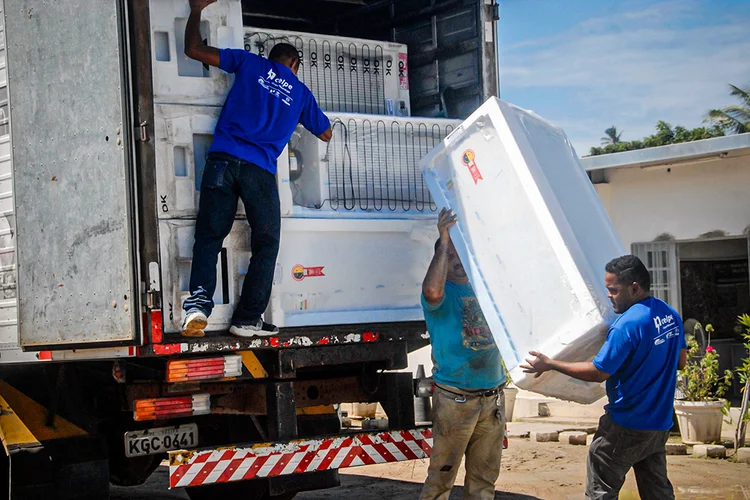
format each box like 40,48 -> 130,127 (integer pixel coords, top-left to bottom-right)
675,324 -> 733,444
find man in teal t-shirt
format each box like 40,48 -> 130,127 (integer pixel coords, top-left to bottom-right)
419,208 -> 506,500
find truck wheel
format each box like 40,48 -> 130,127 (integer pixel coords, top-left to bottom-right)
108,454 -> 161,487
185,480 -> 295,500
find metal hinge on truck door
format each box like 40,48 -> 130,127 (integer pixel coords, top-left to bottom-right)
137,120 -> 149,142
145,262 -> 161,310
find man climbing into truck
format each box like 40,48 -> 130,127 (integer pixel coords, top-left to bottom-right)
521,255 -> 688,500
180,0 -> 332,338
419,207 -> 507,500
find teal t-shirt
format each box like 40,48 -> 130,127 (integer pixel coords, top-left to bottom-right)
421,281 -> 506,390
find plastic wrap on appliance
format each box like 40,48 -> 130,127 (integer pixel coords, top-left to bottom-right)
419,97 -> 626,404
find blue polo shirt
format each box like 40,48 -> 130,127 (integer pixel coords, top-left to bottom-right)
210,49 -> 330,174
422,281 -> 506,390
594,297 -> 686,431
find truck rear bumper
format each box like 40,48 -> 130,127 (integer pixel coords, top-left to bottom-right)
168,427 -> 433,489
143,321 -> 429,356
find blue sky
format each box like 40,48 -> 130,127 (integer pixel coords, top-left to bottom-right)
497,0 -> 750,155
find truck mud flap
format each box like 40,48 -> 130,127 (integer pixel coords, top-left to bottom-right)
169,427 -> 434,489
0,380 -> 109,499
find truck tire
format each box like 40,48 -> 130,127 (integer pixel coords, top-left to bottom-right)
104,413 -> 161,486
185,480 -> 295,500
108,454 -> 161,487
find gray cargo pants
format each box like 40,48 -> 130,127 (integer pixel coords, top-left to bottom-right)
586,413 -> 674,500
419,383 -> 506,500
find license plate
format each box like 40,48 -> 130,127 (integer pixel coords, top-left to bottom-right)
124,424 -> 198,457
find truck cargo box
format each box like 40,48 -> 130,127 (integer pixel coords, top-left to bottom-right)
2,0 -> 500,360
420,98 -> 625,404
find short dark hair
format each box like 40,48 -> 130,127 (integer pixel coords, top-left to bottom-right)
605,255 -> 651,291
269,43 -> 299,64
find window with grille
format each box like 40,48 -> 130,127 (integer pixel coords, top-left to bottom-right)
632,242 -> 681,311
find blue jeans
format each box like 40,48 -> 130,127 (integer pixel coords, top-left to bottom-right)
183,153 -> 281,325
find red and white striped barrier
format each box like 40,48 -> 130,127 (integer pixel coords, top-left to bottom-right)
169,425 -> 508,489
170,428 -> 433,488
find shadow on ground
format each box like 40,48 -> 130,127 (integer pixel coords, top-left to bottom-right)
298,474 -> 543,500
110,467 -> 543,500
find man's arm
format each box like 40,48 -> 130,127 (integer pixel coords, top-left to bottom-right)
422,208 -> 457,306
299,92 -> 332,143
520,352 -> 610,383
318,128 -> 333,142
521,325 -> 635,383
185,0 -> 221,67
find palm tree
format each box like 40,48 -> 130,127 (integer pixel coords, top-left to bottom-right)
601,126 -> 623,145
704,84 -> 750,134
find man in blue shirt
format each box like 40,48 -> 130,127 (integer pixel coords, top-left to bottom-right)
420,208 -> 507,500
521,255 -> 688,500
180,0 -> 331,338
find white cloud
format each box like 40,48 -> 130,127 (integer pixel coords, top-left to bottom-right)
500,1 -> 750,153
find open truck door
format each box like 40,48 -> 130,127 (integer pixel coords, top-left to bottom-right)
6,0 -> 141,350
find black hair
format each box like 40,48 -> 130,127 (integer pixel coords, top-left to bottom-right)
605,255 -> 651,291
268,43 -> 299,64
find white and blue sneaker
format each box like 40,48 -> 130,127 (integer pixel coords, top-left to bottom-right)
181,310 -> 208,338
230,319 -> 279,338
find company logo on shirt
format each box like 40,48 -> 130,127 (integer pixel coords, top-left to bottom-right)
258,68 -> 295,106
653,313 -> 679,346
461,297 -> 496,351
266,69 -> 294,90
653,313 -> 675,333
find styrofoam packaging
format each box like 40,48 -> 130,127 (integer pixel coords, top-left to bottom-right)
150,0 -> 243,105
289,113 -> 461,215
159,219 -> 251,333
153,103 -> 297,219
244,28 -> 410,116
154,103 -> 248,220
419,98 -> 626,404
266,218 -> 437,328
154,104 -> 224,218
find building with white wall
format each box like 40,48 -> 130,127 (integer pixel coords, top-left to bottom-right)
583,133 -> 750,403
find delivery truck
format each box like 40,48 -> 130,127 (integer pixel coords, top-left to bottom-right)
0,0 -> 500,498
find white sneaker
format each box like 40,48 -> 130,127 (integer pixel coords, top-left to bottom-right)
181,310 -> 208,338
230,319 -> 279,338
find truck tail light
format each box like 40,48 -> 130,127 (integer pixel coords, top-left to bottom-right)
166,355 -> 243,383
134,394 -> 210,421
